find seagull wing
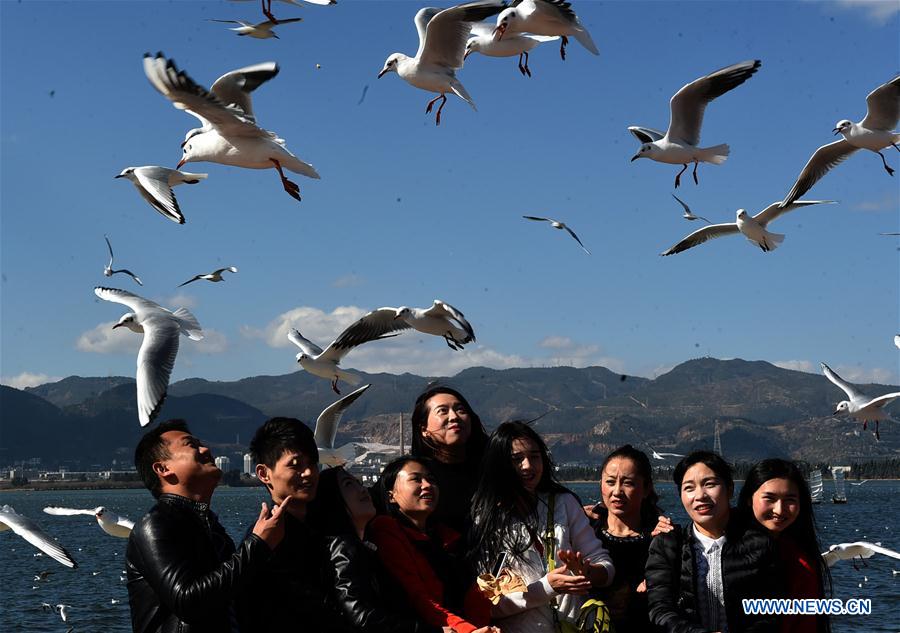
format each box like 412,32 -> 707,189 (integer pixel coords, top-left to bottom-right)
860,75 -> 900,131
469,20 -> 495,38
0,506 -> 77,569
523,215 -> 552,222
314,384 -> 372,449
94,286 -> 164,315
628,126 -> 665,144
419,1 -> 506,68
753,200 -> 835,227
821,362 -> 866,402
779,140 -> 858,207
208,19 -> 251,26
288,328 -> 324,356
865,542 -> 900,561
864,392 -> 900,409
660,223 -> 740,255
115,269 -> 144,286
209,61 -> 280,121
104,235 -> 115,267
671,193 -> 693,215
667,59 -> 761,146
425,300 -> 476,341
43,507 -> 98,517
143,52 -> 268,138
133,167 -> 185,224
562,225 -> 590,254
178,275 -> 204,287
332,308 -> 411,351
213,266 -> 238,276
136,316 -> 180,427
116,515 -> 136,531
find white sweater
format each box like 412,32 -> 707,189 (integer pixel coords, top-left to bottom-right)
489,491 -> 615,633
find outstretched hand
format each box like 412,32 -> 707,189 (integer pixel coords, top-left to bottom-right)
547,562 -> 591,595
251,496 -> 291,550
558,549 -> 588,575
651,515 -> 674,537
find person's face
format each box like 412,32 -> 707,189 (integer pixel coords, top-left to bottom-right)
155,430 -> 220,488
422,393 -> 472,448
601,457 -> 649,520
511,436 -> 544,494
751,477 -> 800,534
257,449 -> 319,505
389,461 -> 438,517
337,470 -> 375,523
680,462 -> 731,534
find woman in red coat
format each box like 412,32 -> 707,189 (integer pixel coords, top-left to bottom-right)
368,456 -> 499,633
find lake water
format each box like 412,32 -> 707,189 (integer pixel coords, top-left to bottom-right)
1,481 -> 898,631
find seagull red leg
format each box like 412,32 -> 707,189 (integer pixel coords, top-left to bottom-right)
331,378 -> 341,395
674,164 -> 688,188
271,159 -> 302,202
434,94 -> 447,125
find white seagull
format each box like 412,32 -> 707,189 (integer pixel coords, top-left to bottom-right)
314,384 -> 372,466
0,505 -> 77,568
647,444 -> 684,460
288,328 -> 394,395
42,507 -> 134,539
178,266 -> 238,287
660,200 -> 834,256
671,194 -> 711,224
143,52 -> 319,202
94,287 -> 204,426
522,215 -> 590,254
209,17 -> 303,39
116,166 -> 207,225
41,603 -> 71,623
378,1 -> 506,126
630,60 -> 762,188
822,542 -> 900,568
464,21 -> 558,76
334,300 -> 477,352
492,0 -> 598,61
780,76 -> 899,207
821,362 -> 900,440
894,334 -> 900,349
229,0 -> 335,22
849,480 -> 869,487
103,235 -> 143,286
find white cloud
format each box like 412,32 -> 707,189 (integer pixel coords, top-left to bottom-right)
76,320 -> 141,354
853,190 -> 899,212
775,359 -> 897,384
163,293 -> 198,310
1,372 -> 61,390
833,0 -> 900,24
244,305 -> 370,349
332,274 -> 364,288
774,360 -> 817,373
539,336 -> 575,349
190,329 -> 229,355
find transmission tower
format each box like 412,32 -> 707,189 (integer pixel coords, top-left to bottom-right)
713,423 -> 723,457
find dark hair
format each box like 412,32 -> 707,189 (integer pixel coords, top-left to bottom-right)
249,417 -> 319,468
595,445 -> 662,529
134,419 -> 191,498
377,455 -> 438,523
410,386 -> 488,466
469,421 -> 571,568
738,459 -> 832,605
673,450 -> 734,494
307,466 -> 358,538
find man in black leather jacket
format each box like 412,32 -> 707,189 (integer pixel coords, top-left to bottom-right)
126,419 -> 289,633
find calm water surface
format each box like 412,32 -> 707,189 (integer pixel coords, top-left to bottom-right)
1,482 -> 898,631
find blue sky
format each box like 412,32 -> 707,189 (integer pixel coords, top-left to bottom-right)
1,0 -> 898,391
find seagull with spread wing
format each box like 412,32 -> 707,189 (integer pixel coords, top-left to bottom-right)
178,266 -> 238,287
313,384 -> 372,466
288,327 -> 395,395
629,60 -> 762,188
671,194 -> 711,224
660,200 -> 834,256
821,362 -> 899,440
0,505 -> 77,568
464,20 -> 558,76
209,17 -> 303,39
492,0 -> 598,61
378,1 -> 506,125
103,235 -> 143,286
822,542 -> 900,568
94,287 -> 203,426
115,166 -> 207,225
334,300 -> 476,352
523,215 -> 590,254
143,52 -> 319,202
780,76 -> 900,207
43,507 -> 134,538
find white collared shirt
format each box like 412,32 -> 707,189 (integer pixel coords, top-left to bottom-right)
692,525 -> 728,633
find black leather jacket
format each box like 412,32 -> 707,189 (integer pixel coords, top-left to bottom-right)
126,494 -> 270,633
645,519 -> 781,633
326,533 -> 441,633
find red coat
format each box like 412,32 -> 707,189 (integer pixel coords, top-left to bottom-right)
778,535 -> 825,633
368,515 -> 490,633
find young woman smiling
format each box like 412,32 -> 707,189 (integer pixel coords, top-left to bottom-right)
738,459 -> 831,633
645,451 -> 781,633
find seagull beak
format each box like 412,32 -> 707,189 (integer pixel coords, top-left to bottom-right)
464,49 -> 472,60
492,24 -> 506,40
377,68 -> 388,79
176,158 -> 186,169
630,153 -> 641,162
832,128 -> 841,135
114,174 -> 124,179
833,407 -> 840,415
112,323 -> 123,330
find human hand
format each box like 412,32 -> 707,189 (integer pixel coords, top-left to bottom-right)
583,503 -> 600,520
472,627 -> 501,633
547,564 -> 591,595
651,515 -> 674,537
636,579 -> 647,593
251,496 -> 291,549
558,549 -> 587,576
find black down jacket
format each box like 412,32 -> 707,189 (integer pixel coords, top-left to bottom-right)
645,519 -> 782,633
126,493 -> 271,633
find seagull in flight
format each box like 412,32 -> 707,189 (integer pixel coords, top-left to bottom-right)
103,236 -> 143,286
209,17 -> 303,39
334,300 -> 477,352
115,166 -> 207,225
523,215 -> 590,254
178,266 -> 238,287
647,443 -> 684,460
94,287 -> 203,426
849,480 -> 869,487
464,21 -> 558,76
671,194 -> 711,224
143,52 -> 319,203
0,505 -> 77,568
629,60 -> 762,188
378,1 -> 506,126
822,542 -> 900,568
43,507 -> 134,538
41,603 -> 71,623
288,327 -> 394,395
492,0 -> 598,61
780,76 -> 899,207
314,384 -> 372,466
229,0 -> 335,23
821,362 -> 900,440
660,200 -> 834,256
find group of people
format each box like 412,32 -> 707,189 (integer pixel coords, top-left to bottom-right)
125,386 -> 831,633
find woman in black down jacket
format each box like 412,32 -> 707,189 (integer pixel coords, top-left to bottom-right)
645,451 -> 781,633
307,466 -> 441,633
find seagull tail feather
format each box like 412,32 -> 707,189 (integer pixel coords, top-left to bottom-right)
762,230 -> 785,251
450,80 -> 477,111
572,27 -> 599,55
173,307 -> 204,340
699,144 -> 730,164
